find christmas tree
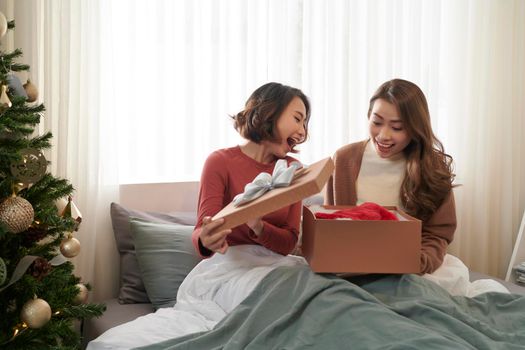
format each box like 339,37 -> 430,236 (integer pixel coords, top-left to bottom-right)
0,14 -> 104,349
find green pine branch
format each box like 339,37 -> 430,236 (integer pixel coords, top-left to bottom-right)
0,225 -> 8,240
9,63 -> 30,72
60,304 -> 106,319
28,132 -> 53,150
1,48 -> 23,61
0,98 -> 46,132
3,318 -> 80,350
0,49 -> 24,75
25,174 -> 74,206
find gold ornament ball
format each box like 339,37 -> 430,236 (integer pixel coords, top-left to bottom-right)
23,80 -> 39,103
0,196 -> 34,233
20,298 -> 52,329
10,148 -> 47,185
60,237 -> 81,258
74,283 -> 89,304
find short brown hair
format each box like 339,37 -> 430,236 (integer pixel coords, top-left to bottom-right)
232,82 -> 310,151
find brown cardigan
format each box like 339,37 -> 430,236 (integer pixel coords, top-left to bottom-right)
325,140 -> 457,274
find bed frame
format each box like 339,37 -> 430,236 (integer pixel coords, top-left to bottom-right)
83,181 -> 525,348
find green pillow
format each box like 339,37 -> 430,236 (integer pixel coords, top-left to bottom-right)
130,218 -> 201,309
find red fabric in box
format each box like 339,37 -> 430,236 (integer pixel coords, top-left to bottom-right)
314,202 -> 398,221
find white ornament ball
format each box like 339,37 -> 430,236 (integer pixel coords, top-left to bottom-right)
0,12 -> 7,38
20,298 -> 52,329
74,283 -> 89,305
0,196 -> 34,233
60,237 -> 81,258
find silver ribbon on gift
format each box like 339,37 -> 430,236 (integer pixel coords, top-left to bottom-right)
233,159 -> 302,207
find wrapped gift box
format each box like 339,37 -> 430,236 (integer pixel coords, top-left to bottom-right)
212,157 -> 334,232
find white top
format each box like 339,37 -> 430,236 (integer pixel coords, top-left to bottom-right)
356,140 -> 406,208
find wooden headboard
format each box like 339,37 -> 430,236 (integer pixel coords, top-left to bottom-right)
119,181 -> 200,212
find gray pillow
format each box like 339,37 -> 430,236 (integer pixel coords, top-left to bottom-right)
110,202 -> 197,304
130,218 -> 201,309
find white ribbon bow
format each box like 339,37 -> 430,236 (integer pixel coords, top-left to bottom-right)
233,159 -> 302,207
0,254 -> 67,292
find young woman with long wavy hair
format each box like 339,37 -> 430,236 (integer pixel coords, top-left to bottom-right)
326,79 -> 456,274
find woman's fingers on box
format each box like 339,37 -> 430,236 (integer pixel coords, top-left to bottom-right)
209,239 -> 228,254
217,241 -> 229,254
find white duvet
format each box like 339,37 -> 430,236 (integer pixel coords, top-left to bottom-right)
87,246 -> 307,350
87,246 -> 509,350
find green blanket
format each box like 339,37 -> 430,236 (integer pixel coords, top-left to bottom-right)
136,265 -> 525,350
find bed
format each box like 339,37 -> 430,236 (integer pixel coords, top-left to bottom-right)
84,182 -> 525,349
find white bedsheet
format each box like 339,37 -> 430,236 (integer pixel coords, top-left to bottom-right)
88,248 -> 509,350
422,253 -> 509,297
87,245 -> 307,350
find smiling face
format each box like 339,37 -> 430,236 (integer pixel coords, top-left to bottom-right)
263,96 -> 307,158
368,98 -> 411,159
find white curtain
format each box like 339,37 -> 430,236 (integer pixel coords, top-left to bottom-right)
1,0 -> 120,301
3,0 -> 524,300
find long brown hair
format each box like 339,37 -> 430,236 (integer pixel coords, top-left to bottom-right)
232,82 -> 310,152
368,79 -> 455,220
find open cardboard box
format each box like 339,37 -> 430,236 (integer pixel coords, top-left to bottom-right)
212,155 -> 421,274
302,205 -> 421,274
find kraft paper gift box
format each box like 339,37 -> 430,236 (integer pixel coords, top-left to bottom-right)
212,157 -> 335,232
302,205 -> 421,274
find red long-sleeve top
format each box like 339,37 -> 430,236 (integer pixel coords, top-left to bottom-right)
192,146 -> 301,258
